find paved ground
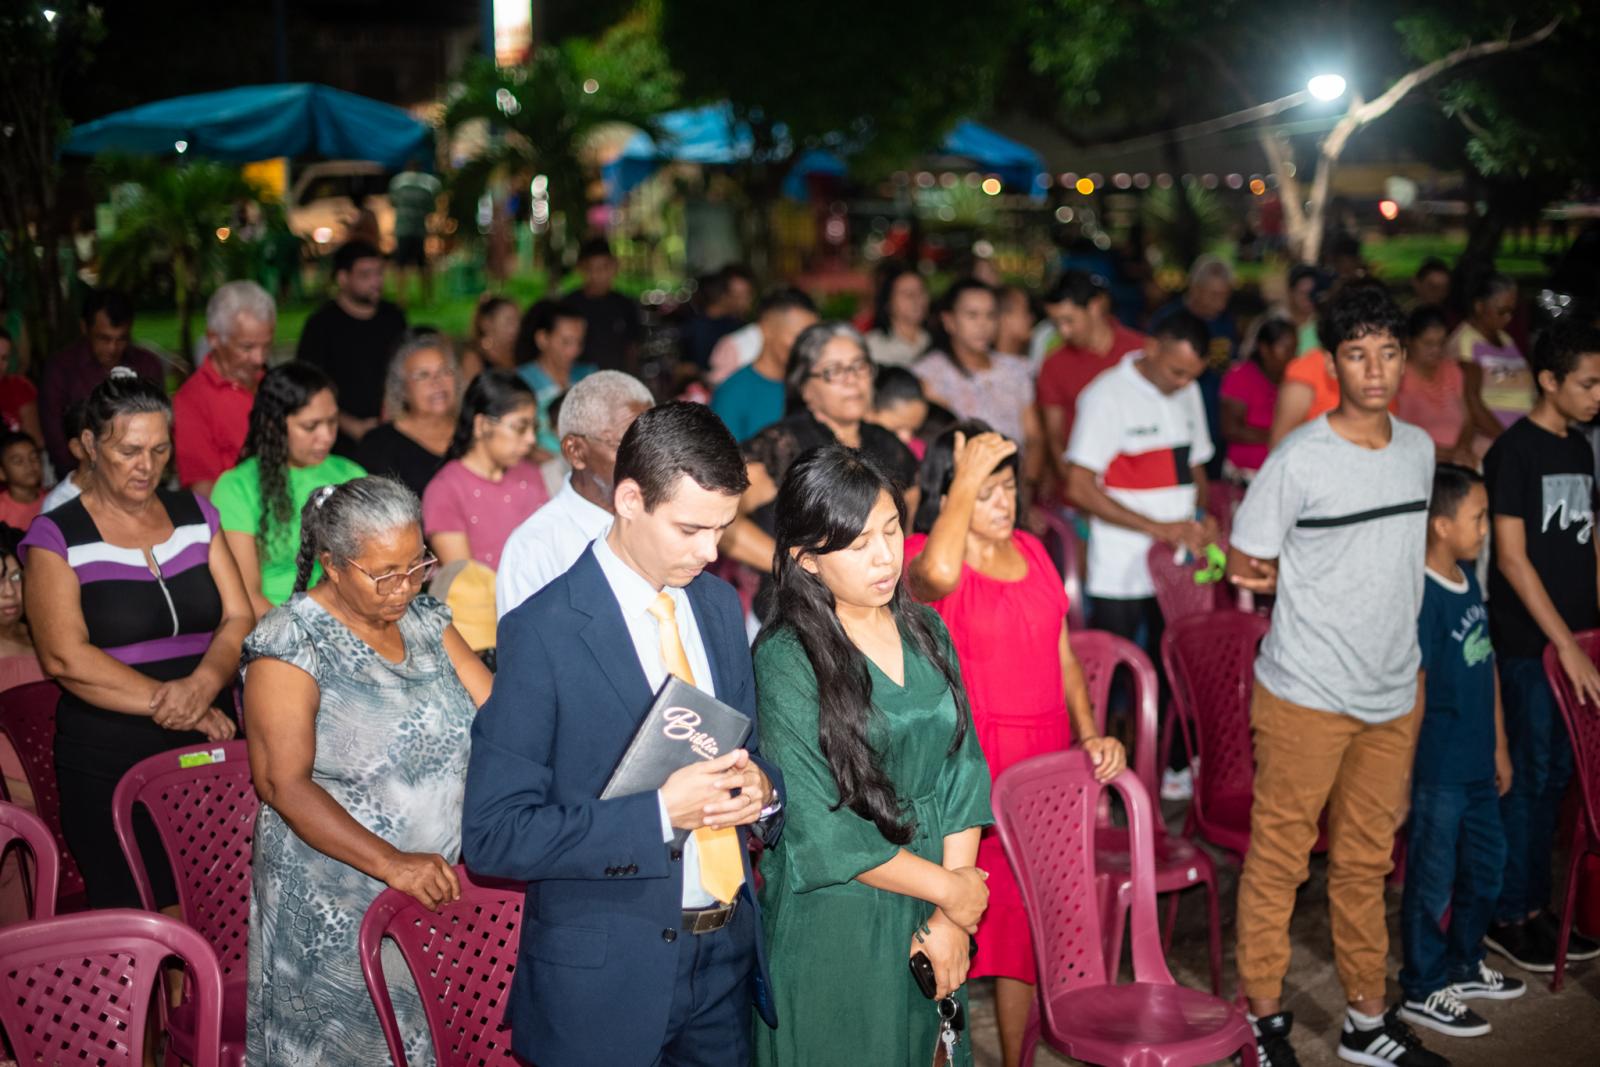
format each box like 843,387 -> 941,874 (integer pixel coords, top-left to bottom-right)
963,805 -> 1600,1067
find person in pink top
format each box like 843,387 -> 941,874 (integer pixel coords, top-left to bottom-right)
0,432 -> 44,531
906,420 -> 1125,1067
422,370 -> 549,570
0,524 -> 46,923
1219,317 -> 1296,483
1396,305 -> 1476,465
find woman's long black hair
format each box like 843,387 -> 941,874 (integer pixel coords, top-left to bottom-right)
912,419 -> 1019,535
239,361 -> 335,551
870,261 -> 923,335
446,369 -> 536,460
758,444 -> 971,844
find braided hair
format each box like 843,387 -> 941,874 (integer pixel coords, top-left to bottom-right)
238,361 -> 335,553
292,476 -> 422,593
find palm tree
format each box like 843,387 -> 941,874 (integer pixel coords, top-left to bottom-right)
97,157 -> 255,362
442,15 -> 676,270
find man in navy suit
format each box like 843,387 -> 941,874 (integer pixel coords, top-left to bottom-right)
463,402 -> 782,1066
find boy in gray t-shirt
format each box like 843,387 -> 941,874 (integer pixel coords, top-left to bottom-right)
1227,285 -> 1444,1067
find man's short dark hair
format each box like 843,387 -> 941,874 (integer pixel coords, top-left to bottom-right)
614,401 -> 750,509
1415,257 -> 1451,280
333,240 -> 383,275
1530,318 -> 1600,386
81,288 -> 135,328
757,287 -> 816,319
577,237 -> 615,263
1429,463 -> 1484,521
1042,269 -> 1108,309
1317,281 -> 1406,354
1151,309 -> 1211,356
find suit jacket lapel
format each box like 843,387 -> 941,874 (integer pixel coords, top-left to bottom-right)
686,575 -> 732,700
567,548 -> 655,724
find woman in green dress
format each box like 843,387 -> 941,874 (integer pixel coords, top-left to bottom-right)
753,443 -> 993,1067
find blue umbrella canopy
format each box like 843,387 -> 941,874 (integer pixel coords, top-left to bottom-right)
63,83 -> 431,167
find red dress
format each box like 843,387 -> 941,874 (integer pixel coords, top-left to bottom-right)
905,529 -> 1071,983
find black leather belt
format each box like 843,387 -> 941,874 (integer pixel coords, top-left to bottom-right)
681,899 -> 737,935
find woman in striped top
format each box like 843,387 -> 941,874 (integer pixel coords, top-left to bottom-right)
23,369 -> 255,908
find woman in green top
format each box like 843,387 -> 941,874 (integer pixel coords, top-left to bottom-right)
752,444 -> 993,1067
213,362 -> 365,615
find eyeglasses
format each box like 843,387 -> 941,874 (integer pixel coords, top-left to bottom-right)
808,358 -> 873,385
489,415 -> 537,436
346,555 -> 439,596
407,367 -> 458,384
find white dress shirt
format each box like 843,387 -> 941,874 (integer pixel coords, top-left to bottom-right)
496,474 -> 614,619
592,532 -> 717,908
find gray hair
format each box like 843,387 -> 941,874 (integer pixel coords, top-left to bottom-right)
1188,254 -> 1235,290
206,280 -> 276,341
784,320 -> 869,400
383,333 -> 461,416
557,370 -> 654,439
292,476 -> 423,594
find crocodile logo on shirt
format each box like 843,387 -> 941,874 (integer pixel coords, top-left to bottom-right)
1462,623 -> 1493,667
1541,473 -> 1595,545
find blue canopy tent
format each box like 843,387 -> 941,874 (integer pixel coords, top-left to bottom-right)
603,105 -> 1044,203
62,83 -> 432,167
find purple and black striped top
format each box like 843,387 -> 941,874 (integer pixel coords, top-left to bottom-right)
22,489 -> 224,673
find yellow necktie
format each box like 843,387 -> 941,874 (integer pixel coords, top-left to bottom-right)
647,592 -> 745,903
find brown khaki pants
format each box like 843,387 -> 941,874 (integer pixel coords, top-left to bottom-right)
1235,682 -> 1417,1003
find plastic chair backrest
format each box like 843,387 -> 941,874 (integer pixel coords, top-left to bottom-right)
1544,631 -> 1600,844
0,680 -> 86,910
359,866 -> 526,1067
1066,629 -> 1159,802
1209,481 -> 1245,533
1162,611 -> 1268,825
0,908 -> 224,1067
111,740 -> 257,993
993,752 -> 1171,1026
0,799 -> 59,920
1034,508 -> 1088,632
1146,536 -> 1232,626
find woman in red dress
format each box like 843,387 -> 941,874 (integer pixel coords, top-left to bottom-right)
907,420 -> 1126,1067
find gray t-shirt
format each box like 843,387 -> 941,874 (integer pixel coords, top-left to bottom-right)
1232,415 -> 1434,722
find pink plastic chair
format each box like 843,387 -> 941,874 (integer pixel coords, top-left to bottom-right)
1208,480 -> 1245,534
0,798 -> 59,921
1163,612 -> 1329,862
993,749 -> 1257,1067
0,679 -> 87,912
359,865 -> 528,1067
1146,538 -> 1234,629
112,740 -> 256,1067
0,908 -> 225,1067
1034,507 -> 1088,632
1071,630 -> 1223,993
1542,630 -> 1600,992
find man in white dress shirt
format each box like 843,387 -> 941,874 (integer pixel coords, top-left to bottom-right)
496,369 -> 653,618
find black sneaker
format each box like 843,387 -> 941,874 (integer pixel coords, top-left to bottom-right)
1337,1008 -> 1451,1066
1534,909 -> 1600,962
1398,988 -> 1491,1038
1484,920 -> 1557,973
1251,1011 -> 1303,1067
1448,960 -> 1526,1001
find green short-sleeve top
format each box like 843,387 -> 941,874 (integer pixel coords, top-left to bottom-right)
212,454 -> 367,605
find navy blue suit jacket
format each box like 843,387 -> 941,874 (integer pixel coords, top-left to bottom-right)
462,546 -> 781,1066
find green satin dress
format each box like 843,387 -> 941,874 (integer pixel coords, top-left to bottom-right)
752,613 -> 993,1067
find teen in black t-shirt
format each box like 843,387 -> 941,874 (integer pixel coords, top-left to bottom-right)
294,241 -> 407,445
1482,318 -> 1600,972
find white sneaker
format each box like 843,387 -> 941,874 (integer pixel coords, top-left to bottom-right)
1160,766 -> 1194,801
1449,960 -> 1526,1001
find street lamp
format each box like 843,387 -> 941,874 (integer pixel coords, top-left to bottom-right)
42,8 -> 57,23
1307,74 -> 1348,102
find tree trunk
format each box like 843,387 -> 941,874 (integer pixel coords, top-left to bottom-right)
1160,134 -> 1203,267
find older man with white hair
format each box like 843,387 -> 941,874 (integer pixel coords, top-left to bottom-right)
495,370 -> 653,617
173,280 -> 276,494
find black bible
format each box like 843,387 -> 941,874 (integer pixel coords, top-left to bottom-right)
600,676 -> 754,799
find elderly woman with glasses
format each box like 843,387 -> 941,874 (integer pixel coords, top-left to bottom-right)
725,322 -> 921,594
354,333 -> 461,499
243,475 -> 492,1066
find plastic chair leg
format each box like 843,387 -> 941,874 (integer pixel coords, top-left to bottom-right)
1161,887 -> 1180,956
1101,877 -> 1132,981
1554,840 -> 1584,992
1019,996 -> 1041,1067
1204,872 -> 1224,995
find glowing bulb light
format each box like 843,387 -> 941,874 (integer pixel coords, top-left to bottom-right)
1307,74 -> 1347,102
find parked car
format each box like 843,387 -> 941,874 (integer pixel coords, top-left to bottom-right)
286,161 -> 396,254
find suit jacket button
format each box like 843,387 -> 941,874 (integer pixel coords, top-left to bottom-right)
605,866 -> 617,876
627,863 -> 638,874
669,848 -> 682,861
662,928 -> 678,943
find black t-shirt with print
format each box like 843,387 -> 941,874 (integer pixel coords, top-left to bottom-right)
1485,416 -> 1600,658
